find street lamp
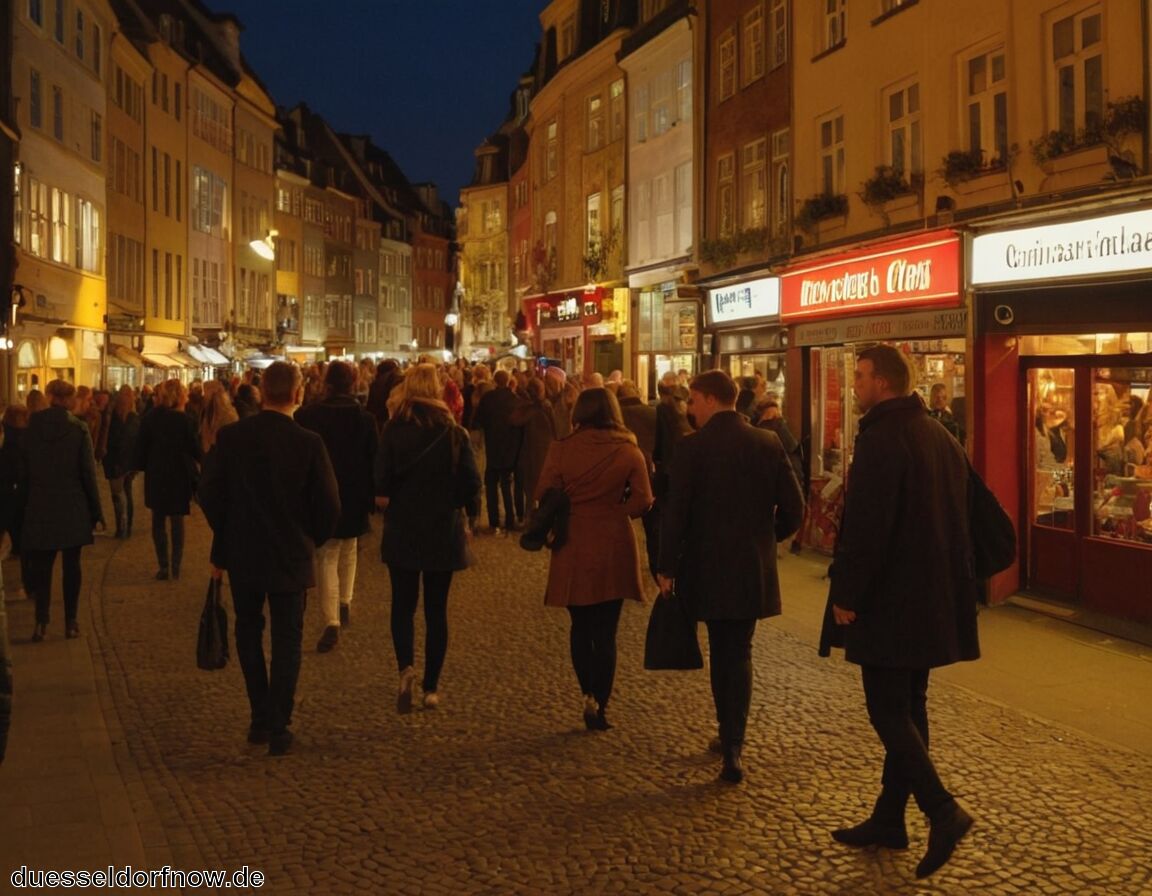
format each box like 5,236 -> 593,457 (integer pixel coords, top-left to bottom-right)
249,229 -> 278,261
445,283 -> 462,353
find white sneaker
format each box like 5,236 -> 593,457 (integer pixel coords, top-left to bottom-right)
397,666 -> 415,714
423,692 -> 440,709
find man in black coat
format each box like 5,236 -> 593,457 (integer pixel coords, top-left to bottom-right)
199,362 -> 340,756
819,344 -> 978,880
657,370 -> 804,784
295,360 -> 378,653
472,369 -> 521,535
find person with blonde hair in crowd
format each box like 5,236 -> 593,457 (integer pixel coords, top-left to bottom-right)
102,385 -> 140,538
376,363 -> 480,711
135,379 -> 201,580
20,379 -> 104,641
200,380 -> 239,455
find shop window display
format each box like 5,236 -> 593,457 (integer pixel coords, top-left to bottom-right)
1093,368 -> 1152,544
1029,367 -> 1075,531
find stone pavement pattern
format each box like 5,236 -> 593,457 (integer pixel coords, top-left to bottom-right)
3,505 -> 1152,895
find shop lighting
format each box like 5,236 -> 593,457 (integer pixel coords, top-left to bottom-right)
250,229 -> 278,261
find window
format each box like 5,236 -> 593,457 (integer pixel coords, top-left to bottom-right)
676,60 -> 691,125
675,162 -> 691,255
545,120 -> 558,180
152,249 -> 159,317
770,0 -> 787,68
887,82 -> 921,175
13,165 -> 22,247
742,138 -> 767,229
743,5 -> 765,85
164,252 -> 172,318
819,114 -> 845,194
544,210 -> 557,255
75,9 -> 84,58
611,185 -> 624,243
652,71 -> 673,136
90,110 -> 101,162
161,74 -> 168,113
718,30 -> 736,100
75,197 -> 100,272
1053,8 -> 1104,135
52,85 -> 63,140
609,79 -> 625,142
54,0 -> 63,42
771,129 -> 790,234
151,146 -> 158,212
27,177 -> 48,257
586,193 -> 601,249
634,84 -> 649,142
824,0 -> 846,50
163,153 -> 171,217
635,181 -> 651,260
29,0 -> 43,27
29,70 -> 42,129
717,153 -> 735,237
175,160 -> 181,221
560,16 -> 576,60
50,187 -> 71,264
174,83 -> 181,120
92,23 -> 101,76
176,255 -> 182,319
484,199 -> 501,233
191,166 -> 226,237
587,95 -> 603,152
967,48 -> 1007,164
655,174 -> 673,257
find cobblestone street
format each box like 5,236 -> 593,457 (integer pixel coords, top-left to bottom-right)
3,504 -> 1152,894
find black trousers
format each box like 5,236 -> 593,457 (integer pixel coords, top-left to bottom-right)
484,467 -> 515,529
26,546 -> 82,626
231,586 -> 306,735
388,567 -> 453,692
566,599 -> 623,711
151,511 -> 185,573
705,619 -> 757,747
861,665 -> 953,820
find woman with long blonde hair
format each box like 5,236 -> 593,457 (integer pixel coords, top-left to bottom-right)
375,364 -> 480,711
103,385 -> 140,537
200,379 -> 239,454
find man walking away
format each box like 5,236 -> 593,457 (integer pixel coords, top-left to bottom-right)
199,362 -> 340,756
295,360 -> 378,653
819,343 -> 978,879
657,370 -> 804,784
472,369 -> 521,535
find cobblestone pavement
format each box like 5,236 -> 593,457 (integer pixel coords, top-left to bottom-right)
60,508 -> 1152,893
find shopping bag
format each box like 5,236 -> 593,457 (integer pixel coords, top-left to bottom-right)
196,577 -> 229,671
643,592 -> 703,671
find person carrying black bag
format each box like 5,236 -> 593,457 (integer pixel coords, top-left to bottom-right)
656,370 -> 804,785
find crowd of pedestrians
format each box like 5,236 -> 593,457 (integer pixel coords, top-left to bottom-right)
0,344 -> 984,879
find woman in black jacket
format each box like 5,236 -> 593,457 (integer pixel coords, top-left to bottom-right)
135,379 -> 201,579
102,385 -> 140,538
374,364 -> 480,712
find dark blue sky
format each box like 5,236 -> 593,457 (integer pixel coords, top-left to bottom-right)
212,0 -> 542,206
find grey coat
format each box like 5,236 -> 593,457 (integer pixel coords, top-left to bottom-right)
818,394 -> 980,669
19,407 -> 104,550
657,411 -> 804,621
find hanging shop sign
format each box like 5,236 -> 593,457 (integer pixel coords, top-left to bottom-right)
781,232 -> 961,321
970,207 -> 1152,286
706,277 -> 781,327
791,307 -> 969,347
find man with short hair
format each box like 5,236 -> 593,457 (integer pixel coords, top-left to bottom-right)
295,361 -> 378,653
472,368 -> 521,535
199,362 -> 340,756
819,343 -> 978,879
657,370 -> 804,784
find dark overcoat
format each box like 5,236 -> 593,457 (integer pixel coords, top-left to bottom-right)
19,407 -> 104,550
619,397 -> 658,470
102,412 -> 139,480
295,395 -> 378,539
818,394 -> 980,669
199,411 -> 340,593
473,386 -> 521,470
536,427 -> 653,608
375,411 -> 481,572
510,397 -> 555,504
135,406 -> 201,515
657,411 -> 804,621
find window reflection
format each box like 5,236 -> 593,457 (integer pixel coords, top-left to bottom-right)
1031,368 -> 1075,530
1093,369 -> 1152,543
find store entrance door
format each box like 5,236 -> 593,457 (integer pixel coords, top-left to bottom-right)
1023,357 -> 1152,616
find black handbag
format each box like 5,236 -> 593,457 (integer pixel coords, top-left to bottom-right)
643,592 -> 703,670
196,577 -> 229,671
519,487 -> 570,551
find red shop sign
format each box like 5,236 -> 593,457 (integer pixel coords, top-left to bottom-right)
780,232 -> 961,321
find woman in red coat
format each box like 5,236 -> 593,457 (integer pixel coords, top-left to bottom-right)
536,388 -> 653,730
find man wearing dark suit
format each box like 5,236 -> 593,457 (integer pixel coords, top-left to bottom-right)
657,370 -> 804,784
617,380 -> 659,579
199,362 -> 340,756
818,344 -> 978,880
472,369 -> 521,535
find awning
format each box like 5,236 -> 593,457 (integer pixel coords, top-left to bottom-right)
187,343 -> 231,366
109,344 -> 145,367
168,350 -> 200,368
142,353 -> 179,368
245,352 -> 282,370
282,345 -> 324,357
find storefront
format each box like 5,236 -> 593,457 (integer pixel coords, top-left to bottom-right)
633,281 -> 700,401
970,203 -> 1152,624
532,287 -> 626,381
706,275 -> 787,411
781,230 -> 965,553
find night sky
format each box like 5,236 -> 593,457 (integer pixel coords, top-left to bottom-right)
209,0 -> 543,207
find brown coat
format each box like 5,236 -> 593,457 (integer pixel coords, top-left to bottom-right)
536,428 -> 654,607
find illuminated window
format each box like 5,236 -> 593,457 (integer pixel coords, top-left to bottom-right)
743,5 -> 765,85
887,82 -> 921,175
717,153 -> 735,238
818,113 -> 845,194
718,30 -> 736,100
1052,7 -> 1104,135
967,48 -> 1008,164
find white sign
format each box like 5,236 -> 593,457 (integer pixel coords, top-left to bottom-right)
706,277 -> 781,327
971,208 -> 1152,286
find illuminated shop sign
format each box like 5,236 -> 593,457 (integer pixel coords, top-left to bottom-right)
540,293 -> 603,327
792,308 -> 969,347
706,277 -> 781,327
781,232 -> 961,321
971,208 -> 1152,286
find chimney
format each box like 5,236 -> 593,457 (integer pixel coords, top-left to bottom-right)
215,16 -> 241,74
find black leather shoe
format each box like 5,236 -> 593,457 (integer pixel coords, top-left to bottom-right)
65,620 -> 80,639
916,802 -> 973,879
719,745 -> 743,784
31,623 -> 47,643
831,819 -> 909,849
268,730 -> 294,757
707,736 -> 723,754
316,625 -> 339,653
247,725 -> 271,745
155,568 -> 169,581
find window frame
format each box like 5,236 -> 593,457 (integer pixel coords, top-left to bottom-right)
742,4 -> 766,85
885,80 -> 921,176
741,138 -> 768,230
1050,6 -> 1105,136
718,29 -> 737,101
818,113 -> 846,195
716,152 -> 735,238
